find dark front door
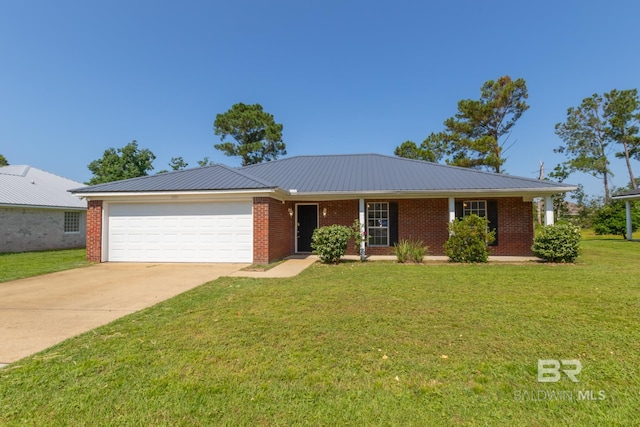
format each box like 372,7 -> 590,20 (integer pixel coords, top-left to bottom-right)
297,204 -> 318,252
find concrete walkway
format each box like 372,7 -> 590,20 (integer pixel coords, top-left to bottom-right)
230,255 -> 318,278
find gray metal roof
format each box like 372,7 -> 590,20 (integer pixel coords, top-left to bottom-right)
0,165 -> 87,209
72,154 -> 575,196
71,164 -> 276,193
612,188 -> 640,199
242,154 -> 575,193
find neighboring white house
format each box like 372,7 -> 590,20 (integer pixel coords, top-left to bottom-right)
0,165 -> 87,253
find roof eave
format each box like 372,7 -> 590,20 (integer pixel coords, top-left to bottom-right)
0,203 -> 87,210
282,186 -> 577,200
73,188 -> 286,201
612,193 -> 640,200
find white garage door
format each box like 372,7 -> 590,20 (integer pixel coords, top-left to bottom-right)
107,202 -> 253,263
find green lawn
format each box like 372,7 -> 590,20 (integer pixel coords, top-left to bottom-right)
1,238 -> 639,426
0,249 -> 89,282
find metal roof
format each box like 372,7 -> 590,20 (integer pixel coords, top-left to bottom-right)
70,164 -> 276,193
612,188 -> 640,200
0,165 -> 87,209
71,154 -> 575,196
241,154 -> 575,193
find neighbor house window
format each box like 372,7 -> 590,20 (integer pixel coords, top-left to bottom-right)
64,211 -> 80,233
367,202 -> 389,246
463,200 -> 487,217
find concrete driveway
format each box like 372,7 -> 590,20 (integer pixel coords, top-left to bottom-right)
0,263 -> 246,365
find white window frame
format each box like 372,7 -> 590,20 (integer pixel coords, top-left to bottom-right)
462,200 -> 487,218
367,202 -> 389,246
64,211 -> 81,233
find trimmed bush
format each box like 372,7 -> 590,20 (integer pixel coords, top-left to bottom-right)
532,223 -> 581,263
443,214 -> 495,263
394,239 -> 429,263
311,225 -> 353,264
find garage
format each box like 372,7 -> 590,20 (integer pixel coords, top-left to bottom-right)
106,201 -> 253,263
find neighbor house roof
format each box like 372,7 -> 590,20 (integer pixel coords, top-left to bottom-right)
612,188 -> 640,200
0,165 -> 87,209
71,154 -> 576,197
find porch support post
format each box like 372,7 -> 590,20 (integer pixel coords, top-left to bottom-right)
448,197 -> 455,222
544,195 -> 554,226
359,198 -> 366,261
626,200 -> 633,240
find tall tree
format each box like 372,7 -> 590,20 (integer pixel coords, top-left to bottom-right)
604,89 -> 640,189
169,156 -> 188,171
396,76 -> 529,172
555,94 -> 613,202
197,157 -> 215,167
213,103 -> 285,166
87,140 -> 156,185
394,137 -> 447,163
0,153 -> 8,166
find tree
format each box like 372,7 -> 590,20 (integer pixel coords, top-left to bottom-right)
604,89 -> 640,189
394,138 -> 446,163
87,140 -> 156,185
397,76 -> 529,173
0,154 -> 8,166
592,199 -> 640,238
213,103 -> 285,166
169,157 -> 188,171
197,157 -> 215,167
555,94 -> 613,202
156,157 -> 188,174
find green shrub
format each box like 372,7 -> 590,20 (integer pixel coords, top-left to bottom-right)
311,225 -> 353,264
592,200 -> 640,238
532,223 -> 581,263
443,214 -> 495,263
394,239 -> 429,263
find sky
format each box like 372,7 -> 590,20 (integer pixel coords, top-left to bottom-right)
1,0 -> 639,198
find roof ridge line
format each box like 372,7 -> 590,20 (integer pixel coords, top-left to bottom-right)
218,164 -> 277,187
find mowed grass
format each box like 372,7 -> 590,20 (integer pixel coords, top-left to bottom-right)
0,249 -> 89,282
1,238 -> 639,426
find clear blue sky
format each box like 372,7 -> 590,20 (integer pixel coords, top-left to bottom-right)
1,0 -> 638,198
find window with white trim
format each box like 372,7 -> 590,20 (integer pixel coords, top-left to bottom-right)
463,200 -> 487,217
64,211 -> 81,233
367,202 -> 389,246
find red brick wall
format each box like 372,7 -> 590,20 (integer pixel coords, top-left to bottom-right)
489,197 -> 534,256
253,197 -> 295,264
287,197 -> 533,257
86,200 -> 103,262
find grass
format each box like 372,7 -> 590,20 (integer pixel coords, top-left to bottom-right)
0,249 -> 90,282
241,259 -> 286,272
1,237 -> 640,425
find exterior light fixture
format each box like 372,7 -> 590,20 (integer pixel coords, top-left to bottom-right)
322,207 -> 327,218
288,207 -> 294,218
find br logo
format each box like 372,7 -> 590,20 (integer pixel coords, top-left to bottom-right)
537,359 -> 582,383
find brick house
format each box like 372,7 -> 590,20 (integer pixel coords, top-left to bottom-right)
71,154 -> 575,263
1,165 -> 87,253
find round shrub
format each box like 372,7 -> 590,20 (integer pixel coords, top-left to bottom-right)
443,214 -> 495,263
532,223 -> 581,263
311,225 -> 353,264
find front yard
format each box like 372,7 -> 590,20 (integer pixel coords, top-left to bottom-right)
1,237 -> 639,425
0,249 -> 89,282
